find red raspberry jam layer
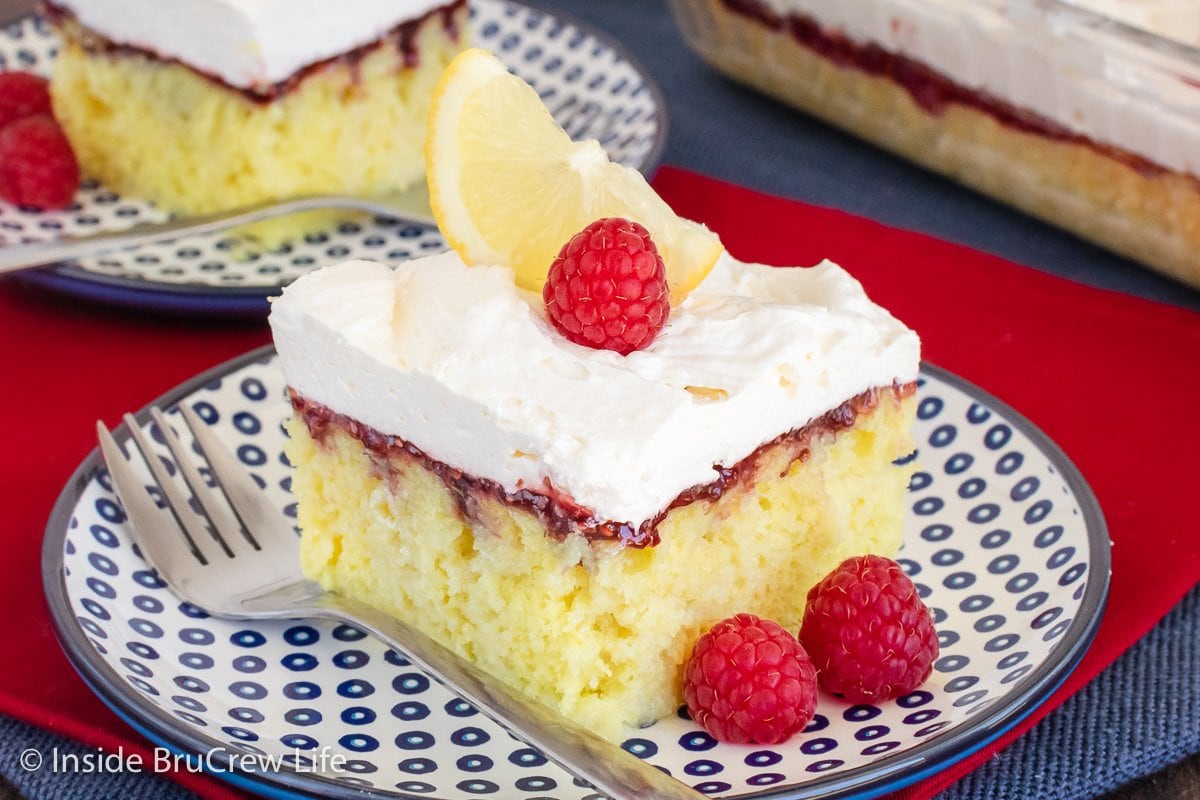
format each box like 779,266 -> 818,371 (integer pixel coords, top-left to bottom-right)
720,0 -> 1178,181
291,381 -> 915,549
43,0 -> 465,104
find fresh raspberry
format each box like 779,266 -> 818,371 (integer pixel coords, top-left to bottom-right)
0,115 -> 80,209
800,555 -> 939,703
683,613 -> 818,744
0,72 -> 52,130
542,217 -> 670,355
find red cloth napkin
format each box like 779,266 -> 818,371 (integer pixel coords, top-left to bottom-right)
1,166 -> 1197,800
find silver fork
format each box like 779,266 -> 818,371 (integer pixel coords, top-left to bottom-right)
0,191 -> 435,276
97,404 -> 703,800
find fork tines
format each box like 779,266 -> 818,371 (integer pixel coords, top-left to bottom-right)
96,405 -> 285,570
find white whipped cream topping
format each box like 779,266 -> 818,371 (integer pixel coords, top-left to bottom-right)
757,0 -> 1200,176
52,0 -> 451,89
1062,0 -> 1200,43
269,252 -> 920,526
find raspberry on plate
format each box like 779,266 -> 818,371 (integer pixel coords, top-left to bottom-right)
683,613 -> 818,744
0,72 -> 52,130
800,554 -> 939,703
0,114 -> 80,210
543,217 -> 671,355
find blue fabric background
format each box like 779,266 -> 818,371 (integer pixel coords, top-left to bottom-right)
3,1 -> 1196,798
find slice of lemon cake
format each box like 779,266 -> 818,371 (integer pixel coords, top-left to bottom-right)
270,49 -> 921,740
47,0 -> 467,235
271,252 -> 919,741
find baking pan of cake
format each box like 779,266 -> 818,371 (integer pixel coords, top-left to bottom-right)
670,0 -> 1200,289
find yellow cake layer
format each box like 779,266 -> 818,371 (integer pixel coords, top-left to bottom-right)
49,5 -> 467,243
672,0 -> 1200,289
285,388 -> 916,741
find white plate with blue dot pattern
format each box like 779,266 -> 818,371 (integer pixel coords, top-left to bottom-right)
43,348 -> 1109,799
0,1 -> 666,315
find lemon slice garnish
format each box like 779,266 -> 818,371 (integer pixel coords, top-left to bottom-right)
425,48 -> 723,303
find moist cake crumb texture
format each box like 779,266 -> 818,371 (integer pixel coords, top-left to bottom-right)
47,1 -> 468,241
285,384 -> 916,740
270,250 -> 921,740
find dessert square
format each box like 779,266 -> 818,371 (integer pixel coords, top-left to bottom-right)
270,252 -> 920,739
46,0 -> 468,238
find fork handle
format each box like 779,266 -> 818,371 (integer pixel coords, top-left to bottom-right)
307,595 -> 705,800
0,194 -> 434,275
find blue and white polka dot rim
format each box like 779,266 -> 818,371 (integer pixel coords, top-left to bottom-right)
42,349 -> 1109,800
0,1 -> 666,314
